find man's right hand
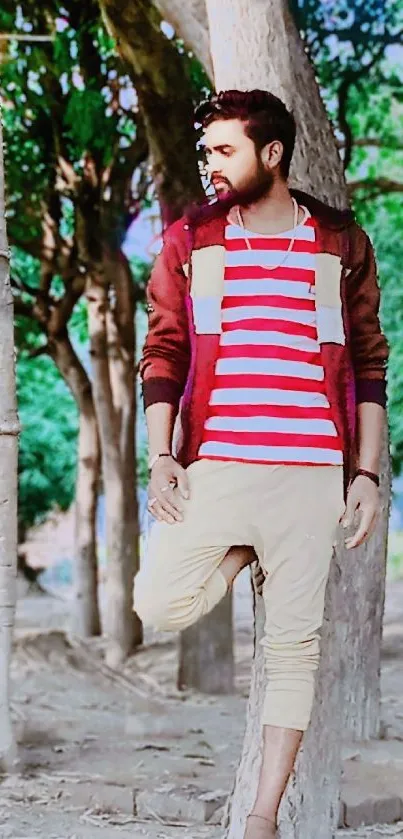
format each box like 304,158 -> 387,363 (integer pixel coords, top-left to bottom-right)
148,456 -> 190,524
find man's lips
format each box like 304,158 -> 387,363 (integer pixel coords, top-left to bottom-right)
212,178 -> 230,187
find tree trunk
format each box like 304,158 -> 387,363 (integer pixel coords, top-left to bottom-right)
339,422 -> 391,739
86,270 -> 141,667
0,117 -> 19,770
178,593 -> 234,693
100,0 -> 205,226
154,0 -> 213,81
102,0 -> 234,692
202,2 -> 389,836
50,334 -> 102,637
105,252 -> 143,645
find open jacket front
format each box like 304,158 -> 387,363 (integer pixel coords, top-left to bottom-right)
140,190 -> 388,492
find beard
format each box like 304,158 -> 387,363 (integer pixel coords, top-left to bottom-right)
217,163 -> 274,209
186,159 -> 274,228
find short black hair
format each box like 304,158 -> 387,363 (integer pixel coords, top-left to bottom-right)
195,89 -> 296,178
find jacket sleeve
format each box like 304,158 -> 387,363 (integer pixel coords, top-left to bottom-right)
346,227 -> 389,407
139,228 -> 191,411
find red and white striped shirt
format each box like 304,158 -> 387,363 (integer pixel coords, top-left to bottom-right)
198,208 -> 343,466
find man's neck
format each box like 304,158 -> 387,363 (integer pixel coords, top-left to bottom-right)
239,181 -> 302,235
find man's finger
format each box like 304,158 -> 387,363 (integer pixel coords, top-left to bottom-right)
175,466 -> 190,500
345,508 -> 375,549
151,499 -> 176,524
341,494 -> 357,529
156,490 -> 183,521
158,483 -> 184,514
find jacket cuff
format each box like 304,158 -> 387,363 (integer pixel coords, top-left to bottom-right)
356,378 -> 387,408
142,377 -> 183,410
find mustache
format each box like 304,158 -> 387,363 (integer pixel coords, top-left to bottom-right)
187,177 -> 272,228
211,175 -> 231,186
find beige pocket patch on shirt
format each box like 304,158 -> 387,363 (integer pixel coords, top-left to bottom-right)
190,245 -> 225,334
191,245 -> 226,298
315,253 -> 345,345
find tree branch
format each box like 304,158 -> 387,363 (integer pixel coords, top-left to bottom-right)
28,344 -> 50,359
12,295 -> 35,319
348,177 -> 403,197
338,138 -> 403,151
337,74 -> 354,171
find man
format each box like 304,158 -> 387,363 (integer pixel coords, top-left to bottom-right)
134,90 -> 388,838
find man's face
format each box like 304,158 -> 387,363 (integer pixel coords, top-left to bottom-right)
202,118 -> 273,199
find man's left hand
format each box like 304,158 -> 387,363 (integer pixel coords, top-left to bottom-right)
341,474 -> 380,550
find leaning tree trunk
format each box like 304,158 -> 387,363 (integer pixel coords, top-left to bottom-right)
201,1 -> 390,837
102,0 -> 235,693
0,116 -> 19,770
50,333 -> 102,637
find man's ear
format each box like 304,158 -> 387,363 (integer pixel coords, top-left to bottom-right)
261,139 -> 284,170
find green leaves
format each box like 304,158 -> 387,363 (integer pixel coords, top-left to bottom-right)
64,88 -> 115,162
17,352 -> 78,530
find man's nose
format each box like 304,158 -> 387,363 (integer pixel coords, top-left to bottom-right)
205,154 -> 221,175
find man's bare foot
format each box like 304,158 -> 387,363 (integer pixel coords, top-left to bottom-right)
244,814 -> 276,838
219,545 -> 256,589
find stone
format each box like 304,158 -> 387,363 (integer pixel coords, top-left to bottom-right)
342,790 -> 375,828
135,785 -> 228,824
373,795 -> 402,825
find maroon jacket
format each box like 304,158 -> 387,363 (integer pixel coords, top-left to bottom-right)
140,190 -> 388,489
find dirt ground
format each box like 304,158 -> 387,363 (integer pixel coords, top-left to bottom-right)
3,570 -> 403,839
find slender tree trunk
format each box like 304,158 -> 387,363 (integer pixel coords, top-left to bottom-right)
50,334 -> 102,637
0,117 -> 19,770
86,269 -> 141,667
105,252 -> 143,644
74,393 -> 101,637
102,0 -> 234,692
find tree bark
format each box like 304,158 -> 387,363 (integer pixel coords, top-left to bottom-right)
49,334 -> 102,638
148,0 -> 390,835
100,0 -> 205,227
339,422 -> 390,739
104,251 -> 143,646
102,0 -> 234,692
154,0 -> 213,81
0,116 -> 19,770
86,269 -> 141,667
203,2 -> 389,836
178,593 -> 234,694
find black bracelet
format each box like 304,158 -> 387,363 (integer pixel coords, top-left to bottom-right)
353,468 -> 380,487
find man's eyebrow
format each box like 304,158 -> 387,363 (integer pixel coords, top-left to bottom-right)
204,144 -> 235,153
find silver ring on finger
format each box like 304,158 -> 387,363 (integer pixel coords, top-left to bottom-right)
160,485 -> 171,494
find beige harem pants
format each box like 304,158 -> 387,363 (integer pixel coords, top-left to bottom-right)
134,460 -> 344,731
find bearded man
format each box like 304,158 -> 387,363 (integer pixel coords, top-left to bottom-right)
134,90 -> 388,838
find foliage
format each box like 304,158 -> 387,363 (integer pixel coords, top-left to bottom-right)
12,248 -> 79,531
17,349 -> 78,531
0,0 -> 144,250
356,194 -> 403,475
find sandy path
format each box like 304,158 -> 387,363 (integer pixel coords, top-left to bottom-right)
3,572 -> 403,839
